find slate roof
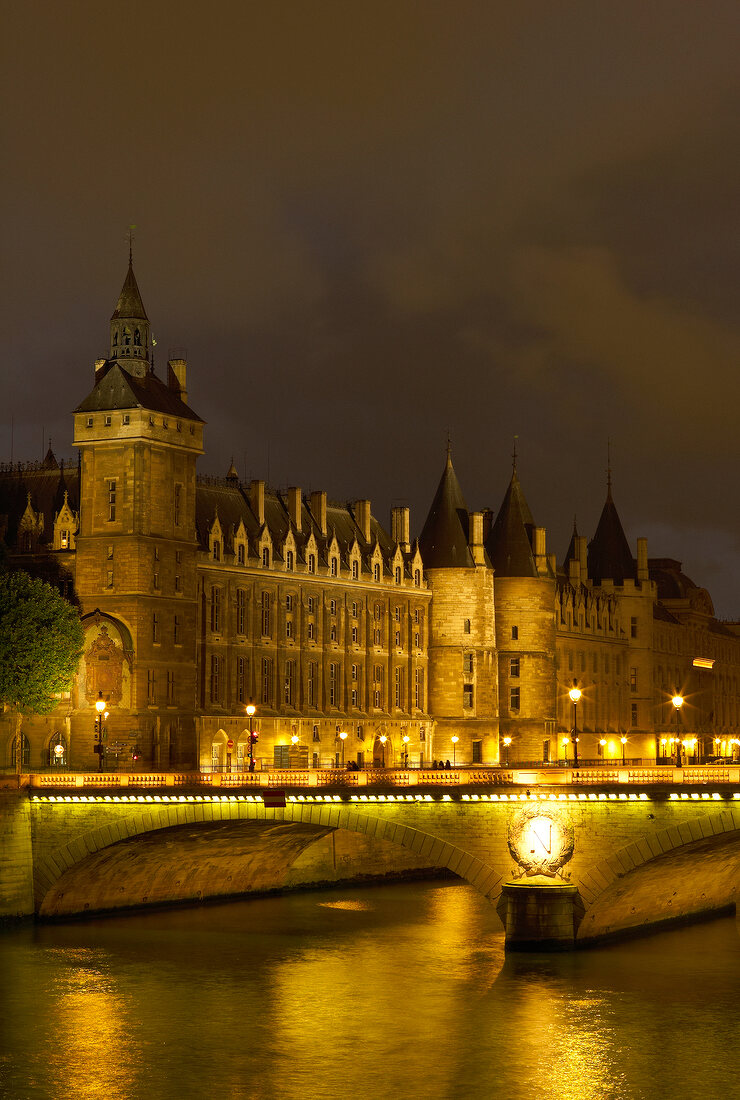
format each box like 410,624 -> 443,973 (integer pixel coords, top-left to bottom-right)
587,488 -> 636,584
195,475 -> 402,572
418,453 -> 475,569
74,362 -> 203,421
485,470 -> 538,578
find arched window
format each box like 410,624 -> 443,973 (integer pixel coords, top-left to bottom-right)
134,328 -> 141,346
49,732 -> 67,767
123,327 -> 131,346
11,733 -> 30,768
331,557 -> 338,577
112,331 -> 118,346
414,569 -> 420,587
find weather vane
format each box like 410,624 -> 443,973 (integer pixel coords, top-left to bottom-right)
127,223 -> 137,265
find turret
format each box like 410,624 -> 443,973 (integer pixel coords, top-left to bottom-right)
108,251 -> 151,378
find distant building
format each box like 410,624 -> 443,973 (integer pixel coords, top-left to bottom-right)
2,259 -> 739,771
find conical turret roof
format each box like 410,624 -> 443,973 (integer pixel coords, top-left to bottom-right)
587,486 -> 636,584
563,517 -> 579,570
111,261 -> 148,322
418,451 -> 475,569
485,470 -> 538,577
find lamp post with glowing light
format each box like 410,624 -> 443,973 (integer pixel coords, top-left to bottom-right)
246,703 -> 257,772
672,695 -> 683,766
502,735 -> 512,766
451,734 -> 459,766
569,682 -> 581,767
339,729 -> 347,767
621,735 -> 627,764
379,733 -> 387,767
561,736 -> 570,765
599,738 -> 607,763
402,731 -> 410,768
94,691 -> 106,772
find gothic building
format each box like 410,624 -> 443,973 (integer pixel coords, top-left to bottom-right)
2,259 -> 740,772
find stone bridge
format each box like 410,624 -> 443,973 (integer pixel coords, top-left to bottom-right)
2,767 -> 739,949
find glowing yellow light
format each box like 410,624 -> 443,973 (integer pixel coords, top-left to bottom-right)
339,730 -> 347,741
451,735 -> 459,744
246,704 -> 256,716
672,695 -> 684,710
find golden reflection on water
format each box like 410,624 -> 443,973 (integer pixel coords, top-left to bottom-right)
318,899 -> 374,910
51,959 -> 135,1100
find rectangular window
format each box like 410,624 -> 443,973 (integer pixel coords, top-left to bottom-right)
351,688 -> 358,707
394,667 -> 402,708
286,620 -> 293,639
463,653 -> 474,675
238,544 -> 246,565
308,622 -> 315,641
237,656 -> 247,703
352,602 -> 358,618
262,546 -> 270,567
352,664 -> 358,681
352,560 -> 359,580
330,599 -> 337,615
152,613 -> 159,643
510,686 -> 520,712
153,572 -> 160,590
414,632 -> 420,649
329,663 -> 337,707
510,657 -> 520,677
261,657 -> 273,705
472,740 -> 482,764
286,594 -> 293,611
631,702 -> 638,727
105,414 -> 112,426
212,541 -> 220,561
630,667 -> 637,693
236,589 -> 246,634
464,618 -> 471,634
285,660 -> 295,706
147,669 -> 156,704
210,656 -> 220,703
395,630 -> 401,647
308,554 -> 316,574
106,569 -> 114,588
352,626 -> 358,643
373,665 -> 383,709
511,625 -> 518,640
463,684 -> 474,709
308,596 -> 315,614
395,606 -> 401,622
261,591 -> 271,636
630,617 -> 637,639
374,629 -> 381,646
308,662 -> 317,706
211,587 -> 221,632
415,668 -> 424,710
167,670 -> 175,704
174,483 -> 182,527
107,479 -> 116,521
175,575 -> 181,592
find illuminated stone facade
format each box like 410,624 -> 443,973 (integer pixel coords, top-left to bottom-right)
2,260 -> 740,771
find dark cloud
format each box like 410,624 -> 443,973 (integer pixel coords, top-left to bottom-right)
2,1 -> 740,611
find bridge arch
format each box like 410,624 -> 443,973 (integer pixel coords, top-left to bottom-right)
575,808 -> 740,942
32,800 -> 507,919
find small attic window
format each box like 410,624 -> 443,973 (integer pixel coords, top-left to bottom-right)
213,541 -> 221,561
86,417 -> 93,428
149,416 -> 155,426
464,619 -> 471,634
373,562 -> 380,582
122,414 -> 130,425
237,544 -> 245,565
414,569 -> 420,587
104,415 -> 112,426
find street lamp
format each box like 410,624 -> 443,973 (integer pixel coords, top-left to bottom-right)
94,691 -> 106,772
502,735 -> 512,765
620,735 -> 627,764
672,694 -> 683,767
451,734 -> 459,766
246,703 -> 257,773
561,736 -> 570,765
569,682 -> 581,767
599,738 -> 607,763
339,729 -> 347,767
379,733 -> 387,767
402,731 -> 410,768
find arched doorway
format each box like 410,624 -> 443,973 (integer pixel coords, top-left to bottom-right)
373,734 -> 392,768
211,729 -> 228,772
11,732 -> 30,769
49,731 -> 67,767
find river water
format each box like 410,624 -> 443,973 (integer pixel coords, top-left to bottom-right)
1,882 -> 738,1100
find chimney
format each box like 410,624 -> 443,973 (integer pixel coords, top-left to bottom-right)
355,500 -> 372,543
468,511 -> 485,565
310,490 -> 327,536
534,526 -> 548,575
249,479 -> 265,526
391,506 -> 410,552
637,537 -> 649,582
168,358 -> 187,403
287,487 -> 302,532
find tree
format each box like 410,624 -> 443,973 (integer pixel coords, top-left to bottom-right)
0,570 -> 84,775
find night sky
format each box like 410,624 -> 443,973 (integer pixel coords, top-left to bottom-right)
3,3 -> 740,613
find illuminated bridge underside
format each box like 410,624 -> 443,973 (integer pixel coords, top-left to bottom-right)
38,820 -> 331,918
579,831 -> 740,942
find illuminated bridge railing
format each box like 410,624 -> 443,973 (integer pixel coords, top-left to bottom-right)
24,765 -> 740,790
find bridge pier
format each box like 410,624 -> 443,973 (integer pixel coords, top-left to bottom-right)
496,881 -> 584,951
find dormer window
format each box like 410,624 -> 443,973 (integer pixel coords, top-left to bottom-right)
212,541 -> 221,561
237,544 -> 245,565
395,566 -> 401,584
262,547 -> 270,568
373,562 -> 380,582
86,417 -> 93,428
60,530 -> 69,549
286,550 -> 294,571
122,414 -> 130,425
352,560 -> 359,580
331,557 -> 338,577
414,569 -> 420,587
308,553 -> 316,574
104,415 -> 112,426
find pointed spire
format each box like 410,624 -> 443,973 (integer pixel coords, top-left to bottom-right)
109,245 -> 151,378
587,477 -> 636,584
485,468 -> 538,578
606,438 -> 613,500
418,451 -> 475,569
226,458 -> 239,481
563,515 -> 579,570
512,434 -> 518,474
